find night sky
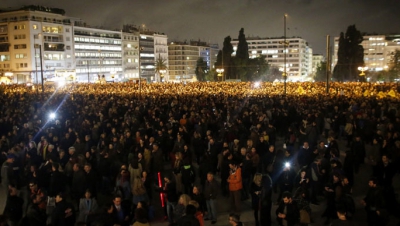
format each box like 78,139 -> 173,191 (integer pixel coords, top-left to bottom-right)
3,0 -> 400,55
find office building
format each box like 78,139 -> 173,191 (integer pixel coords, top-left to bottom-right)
333,34 -> 400,72
231,36 -> 313,81
168,40 -> 219,82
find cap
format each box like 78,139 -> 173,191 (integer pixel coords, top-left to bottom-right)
7,153 -> 16,159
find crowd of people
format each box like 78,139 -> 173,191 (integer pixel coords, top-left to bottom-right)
0,81 -> 399,226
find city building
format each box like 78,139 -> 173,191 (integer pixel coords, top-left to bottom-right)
73,22 -> 123,82
122,25 -> 140,81
168,40 -> 219,82
312,54 -> 325,76
0,6 -> 76,84
231,36 -> 313,81
0,6 -> 168,84
333,34 -> 400,72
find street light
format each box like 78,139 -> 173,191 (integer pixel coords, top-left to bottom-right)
358,66 -> 368,76
281,14 -> 289,95
216,68 -> 224,81
358,66 -> 368,82
159,69 -> 166,82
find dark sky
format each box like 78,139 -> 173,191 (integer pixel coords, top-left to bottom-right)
3,0 -> 400,55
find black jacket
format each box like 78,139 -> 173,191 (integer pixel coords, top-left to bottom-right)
275,200 -> 299,226
49,170 -> 67,197
204,179 -> 219,200
51,200 -> 76,226
175,214 -> 200,226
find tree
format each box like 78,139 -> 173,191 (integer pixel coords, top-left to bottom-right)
314,61 -> 327,82
215,36 -> 234,79
155,54 -> 168,82
232,28 -> 250,80
266,66 -> 282,82
195,58 -> 208,81
332,25 -> 364,81
246,56 -> 269,81
388,49 -> 400,81
236,28 -> 249,60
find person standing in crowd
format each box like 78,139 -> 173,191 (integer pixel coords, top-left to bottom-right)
276,161 -> 296,204
77,189 -> 98,225
361,178 -> 388,226
191,186 -> 206,214
204,172 -> 219,225
4,186 -> 23,226
228,161 -> 242,215
157,174 -> 178,224
250,173 -> 263,226
1,153 -> 15,191
374,154 -> 398,216
276,191 -> 299,226
112,195 -> 131,226
322,173 -> 343,225
51,193 -> 76,226
174,194 -> 191,222
352,134 -> 366,174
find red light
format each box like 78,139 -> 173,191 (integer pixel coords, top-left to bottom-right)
158,172 -> 165,207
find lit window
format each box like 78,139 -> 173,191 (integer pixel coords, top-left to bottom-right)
33,24 -> 38,29
127,44 -> 132,48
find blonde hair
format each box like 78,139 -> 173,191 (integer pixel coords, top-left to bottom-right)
253,173 -> 263,186
179,194 -> 191,206
189,200 -> 199,209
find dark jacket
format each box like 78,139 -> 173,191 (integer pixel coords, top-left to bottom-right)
49,170 -> 67,197
191,193 -> 207,212
275,200 -> 299,226
4,194 -> 24,221
203,179 -> 219,200
175,214 -> 200,226
51,200 -> 76,226
159,181 -> 178,202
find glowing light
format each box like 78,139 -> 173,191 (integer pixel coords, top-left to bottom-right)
254,82 -> 260,88
285,162 -> 290,168
49,113 -> 56,120
157,172 -> 165,207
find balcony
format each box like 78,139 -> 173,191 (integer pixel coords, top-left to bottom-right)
0,44 -> 10,52
44,43 -> 64,51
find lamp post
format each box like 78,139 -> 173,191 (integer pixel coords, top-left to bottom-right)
216,68 -> 224,81
358,66 -> 368,82
159,69 -> 166,82
282,14 -> 288,95
34,44 -> 44,93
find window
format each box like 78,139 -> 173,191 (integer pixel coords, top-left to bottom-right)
66,37 -> 70,41
16,63 -> 28,68
66,46 -> 71,50
14,25 -> 26,30
15,53 -> 27,59
66,28 -> 70,32
34,34 -> 39,39
33,24 -> 38,29
14,44 -> 27,49
0,54 -> 10,61
14,34 -> 26,40
127,44 -> 132,48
